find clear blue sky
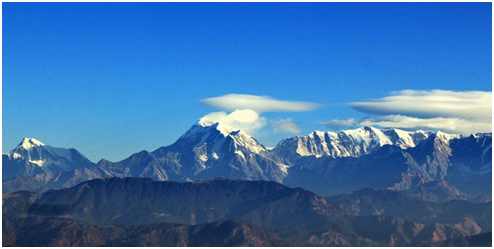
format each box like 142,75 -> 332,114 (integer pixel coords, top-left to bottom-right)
3,2 -> 492,162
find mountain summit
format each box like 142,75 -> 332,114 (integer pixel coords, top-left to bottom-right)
170,121 -> 267,155
3,138 -> 94,180
96,121 -> 288,183
16,137 -> 46,149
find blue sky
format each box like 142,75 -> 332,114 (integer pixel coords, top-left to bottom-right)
3,2 -> 492,162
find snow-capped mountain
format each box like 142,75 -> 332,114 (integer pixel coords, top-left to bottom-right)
2,124 -> 491,202
383,129 -> 434,148
156,119 -> 267,158
283,130 -> 491,199
272,127 -> 434,160
2,138 -> 94,180
97,120 -> 288,182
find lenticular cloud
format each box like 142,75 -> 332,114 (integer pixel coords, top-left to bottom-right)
322,90 -> 492,135
201,94 -> 320,113
350,90 -> 491,121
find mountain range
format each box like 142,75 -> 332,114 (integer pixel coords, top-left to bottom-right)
3,121 -> 492,202
3,177 -> 491,246
2,120 -> 492,246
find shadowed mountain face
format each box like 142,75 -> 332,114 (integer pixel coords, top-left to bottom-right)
406,180 -> 469,202
3,177 -> 489,247
2,216 -> 299,247
327,188 -> 492,234
351,215 -> 476,246
2,178 -> 352,243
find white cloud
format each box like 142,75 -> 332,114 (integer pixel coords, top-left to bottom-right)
201,94 -> 321,113
271,119 -> 301,135
358,115 -> 491,135
320,118 -> 357,130
323,90 -> 492,135
199,109 -> 267,135
351,90 -> 491,121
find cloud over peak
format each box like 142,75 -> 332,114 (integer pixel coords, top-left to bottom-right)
201,94 -> 321,113
199,110 -> 267,135
351,90 -> 491,121
323,89 -> 492,135
358,115 -> 491,135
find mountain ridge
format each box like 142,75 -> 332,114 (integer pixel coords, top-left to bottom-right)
3,122 -> 491,201
3,177 -> 489,246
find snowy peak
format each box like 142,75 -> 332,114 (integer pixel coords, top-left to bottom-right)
17,137 -> 46,149
228,129 -> 267,154
383,129 -> 433,149
274,126 -> 396,159
174,121 -> 266,155
342,126 -> 392,148
434,131 -> 462,141
417,131 -> 462,153
197,119 -> 234,136
6,138 -> 48,163
148,120 -> 284,182
180,121 -> 233,142
5,138 -> 93,170
383,129 -> 414,148
273,127 -> 442,159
